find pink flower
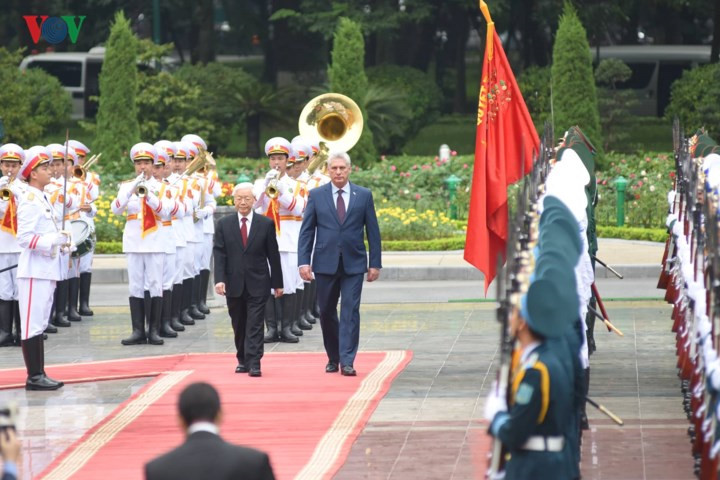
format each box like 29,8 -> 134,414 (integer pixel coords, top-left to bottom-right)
435,161 -> 442,167
637,180 -> 643,187
645,156 -> 651,162
434,156 -> 439,161
390,165 -> 397,171
422,164 -> 431,170
621,158 -> 626,164
629,173 -> 636,179
451,150 -> 457,156
463,163 -> 468,169
415,193 -> 422,200
412,164 -> 418,170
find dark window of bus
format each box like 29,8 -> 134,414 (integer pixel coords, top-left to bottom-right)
27,60 -> 82,88
615,62 -> 656,89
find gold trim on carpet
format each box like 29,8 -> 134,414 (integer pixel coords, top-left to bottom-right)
295,350 -> 408,480
41,370 -> 193,480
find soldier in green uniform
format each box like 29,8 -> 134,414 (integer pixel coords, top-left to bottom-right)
485,265 -> 577,479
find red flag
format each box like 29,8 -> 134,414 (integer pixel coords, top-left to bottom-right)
464,1 -> 539,294
0,195 -> 17,236
140,197 -> 158,238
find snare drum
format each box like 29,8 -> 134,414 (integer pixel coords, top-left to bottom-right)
70,219 -> 94,258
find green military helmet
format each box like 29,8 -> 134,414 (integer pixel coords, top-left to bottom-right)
538,218 -> 582,267
520,278 -> 572,338
692,131 -> 720,159
533,254 -> 580,325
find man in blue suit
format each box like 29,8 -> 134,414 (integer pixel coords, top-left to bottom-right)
298,152 -> 382,376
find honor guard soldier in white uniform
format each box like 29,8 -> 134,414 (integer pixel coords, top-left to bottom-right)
67,140 -> 99,316
112,143 -> 174,346
16,146 -> 70,390
172,141 -> 201,325
181,134 -> 217,315
45,144 -> 81,327
288,137 -> 314,334
0,144 -> 26,347
254,137 -> 306,343
153,140 -> 184,337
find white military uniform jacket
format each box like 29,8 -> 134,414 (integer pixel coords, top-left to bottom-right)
166,173 -> 189,248
16,186 -> 65,280
202,172 -> 221,235
189,175 -> 216,239
111,177 -> 175,253
253,174 -> 306,252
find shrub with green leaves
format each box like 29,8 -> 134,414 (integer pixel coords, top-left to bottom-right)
518,65 -> 552,130
328,17 -> 377,167
551,2 -> 602,151
94,11 -> 140,177
665,63 -> 720,140
366,65 -> 443,152
595,59 -> 638,152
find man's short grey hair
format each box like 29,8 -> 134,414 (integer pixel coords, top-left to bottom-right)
326,151 -> 352,168
232,182 -> 255,197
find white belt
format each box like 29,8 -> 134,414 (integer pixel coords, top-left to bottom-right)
521,436 -> 564,452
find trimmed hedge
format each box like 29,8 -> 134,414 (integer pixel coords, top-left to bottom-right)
95,241 -> 123,254
596,226 -> 666,243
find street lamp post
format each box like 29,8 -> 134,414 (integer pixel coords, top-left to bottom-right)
444,174 -> 462,220
614,176 -> 628,227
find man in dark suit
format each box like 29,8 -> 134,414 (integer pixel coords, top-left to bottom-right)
298,151 -> 382,376
214,183 -> 283,377
145,382 -> 275,480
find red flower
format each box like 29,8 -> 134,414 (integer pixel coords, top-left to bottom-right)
451,150 -> 457,156
415,193 -> 422,200
635,194 -> 641,200
669,171 -> 676,179
390,165 -> 397,171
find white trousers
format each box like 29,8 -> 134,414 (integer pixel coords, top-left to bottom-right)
60,253 -> 72,281
18,278 -> 55,340
79,248 -> 93,273
163,252 -> 176,291
184,243 -> 198,279
192,242 -> 203,274
174,246 -> 186,284
279,252 -> 300,295
0,253 -> 19,301
201,234 -> 213,270
127,252 -> 164,297
69,257 -> 80,279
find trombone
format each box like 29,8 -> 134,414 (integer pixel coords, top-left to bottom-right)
72,153 -> 102,181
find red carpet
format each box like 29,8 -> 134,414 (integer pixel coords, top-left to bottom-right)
0,351 -> 412,480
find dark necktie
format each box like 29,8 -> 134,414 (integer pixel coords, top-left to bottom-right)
241,217 -> 248,247
337,189 -> 346,224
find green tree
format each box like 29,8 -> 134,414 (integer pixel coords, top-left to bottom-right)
665,63 -> 720,140
328,17 -> 376,166
595,58 -> 638,151
94,11 -> 140,176
550,2 -> 602,151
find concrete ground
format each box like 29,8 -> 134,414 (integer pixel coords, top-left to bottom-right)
1,239 -> 693,479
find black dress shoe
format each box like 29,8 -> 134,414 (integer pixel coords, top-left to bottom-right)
235,364 -> 248,373
325,362 -> 339,373
341,365 -> 357,376
249,368 -> 262,377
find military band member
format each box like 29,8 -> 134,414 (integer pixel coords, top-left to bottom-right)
45,144 -> 81,327
183,141 -> 207,321
0,144 -> 25,347
254,137 -> 305,343
67,139 -> 99,316
16,146 -> 69,390
153,141 -> 183,338
181,134 -> 217,315
112,143 -> 174,346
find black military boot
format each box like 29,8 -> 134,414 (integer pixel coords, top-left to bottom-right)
147,296 -> 164,345
302,281 -> 317,324
197,269 -> 211,315
52,281 -> 71,327
12,301 -> 22,346
169,283 -> 185,332
280,294 -> 299,342
67,277 -> 82,322
283,294 -> 302,336
121,297 -> 147,345
263,297 -> 280,343
296,289 -> 312,331
188,275 -> 205,320
159,290 -> 177,338
586,297 -> 597,355
22,335 -> 63,390
0,300 -> 13,347
179,278 -> 196,325
78,272 -> 94,316
580,367 -> 590,430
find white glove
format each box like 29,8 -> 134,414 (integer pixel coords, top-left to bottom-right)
195,207 -> 210,219
51,232 -> 70,247
483,380 -> 507,421
264,170 -> 278,186
698,316 -> 712,343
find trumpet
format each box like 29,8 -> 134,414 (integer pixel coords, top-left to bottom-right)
135,173 -> 148,197
72,153 -> 102,181
265,169 -> 280,199
0,175 -> 16,201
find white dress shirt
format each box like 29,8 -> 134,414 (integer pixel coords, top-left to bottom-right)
237,210 -> 253,237
331,182 -> 350,209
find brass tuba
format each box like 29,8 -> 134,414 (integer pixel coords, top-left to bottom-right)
298,93 -> 364,174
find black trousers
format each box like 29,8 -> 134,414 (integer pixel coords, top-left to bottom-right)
227,289 -> 268,369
